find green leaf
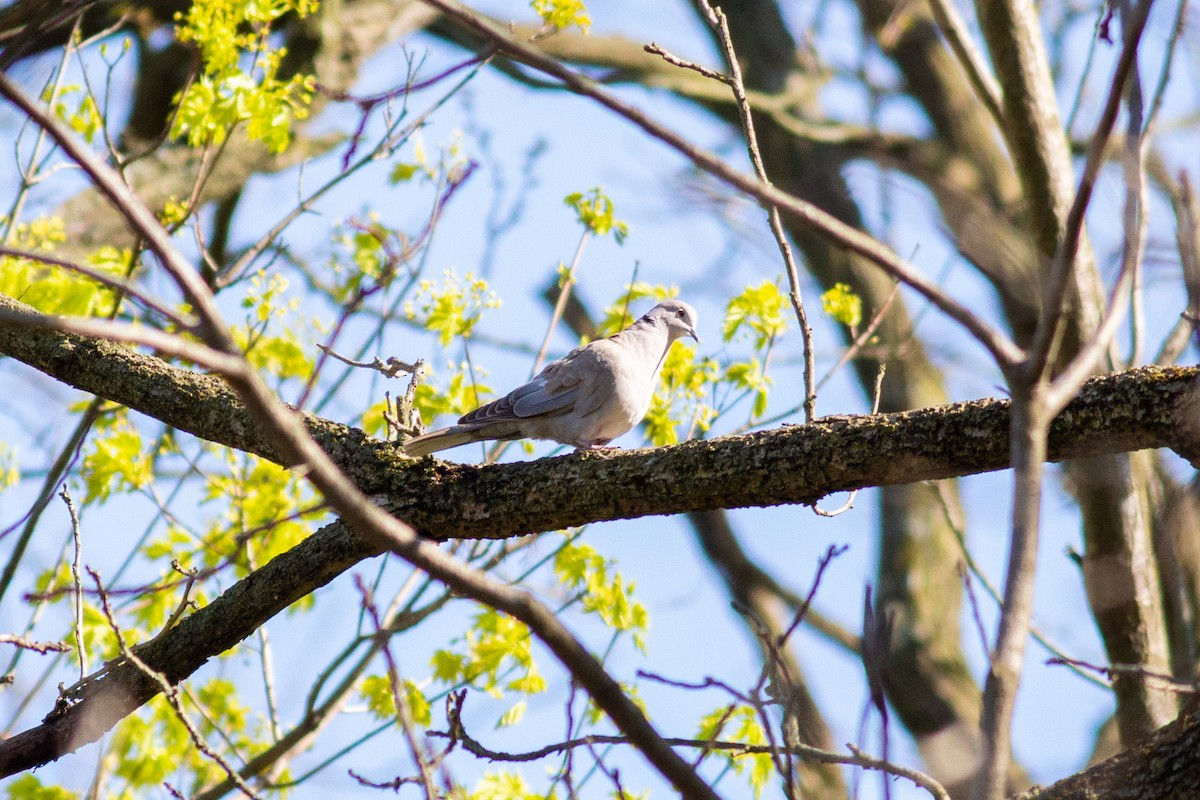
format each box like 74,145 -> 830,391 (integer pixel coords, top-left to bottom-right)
431,649 -> 466,682
169,1 -> 316,152
406,270 -> 501,347
390,162 -> 420,182
696,705 -> 773,798
531,0 -> 592,32
81,425 -> 152,505
553,541 -> 605,588
359,675 -> 432,727
496,699 -> 526,728
821,282 -> 862,329
406,680 -> 432,726
5,775 -> 78,800
564,186 -> 628,242
0,442 -> 20,492
361,674 -> 397,719
723,281 -> 788,349
467,771 -> 548,800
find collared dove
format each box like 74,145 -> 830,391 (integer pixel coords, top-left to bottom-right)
403,299 -> 699,457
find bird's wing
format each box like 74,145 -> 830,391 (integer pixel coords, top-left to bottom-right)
562,342 -> 618,419
458,346 -> 590,424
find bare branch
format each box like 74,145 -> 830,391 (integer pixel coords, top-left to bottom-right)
90,568 -> 263,800
0,635 -> 69,654
433,690 -> 951,800
696,0 -> 817,422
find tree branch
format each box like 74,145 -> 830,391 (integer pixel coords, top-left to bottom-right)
0,292 -> 1195,542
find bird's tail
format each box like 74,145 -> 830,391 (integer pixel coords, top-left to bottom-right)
402,425 -> 481,457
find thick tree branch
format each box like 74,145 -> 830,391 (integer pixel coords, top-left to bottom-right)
1017,698 -> 1200,799
0,293 -> 1195,541
0,518 -> 376,778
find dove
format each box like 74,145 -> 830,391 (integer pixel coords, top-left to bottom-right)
403,299 -> 699,457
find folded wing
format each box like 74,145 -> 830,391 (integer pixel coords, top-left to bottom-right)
459,347 -> 594,424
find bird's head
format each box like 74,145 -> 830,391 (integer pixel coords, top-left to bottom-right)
647,299 -> 700,344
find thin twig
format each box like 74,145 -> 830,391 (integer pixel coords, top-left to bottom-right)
531,230 -> 590,376
58,487 -> 86,680
433,691 -> 950,800
314,344 -> 422,379
1046,655 -> 1199,694
89,568 -> 263,800
0,635 -> 69,654
925,0 -> 1004,126
698,0 -> 817,421
643,43 -> 731,84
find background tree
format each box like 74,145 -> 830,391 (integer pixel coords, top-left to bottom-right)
0,1 -> 1197,799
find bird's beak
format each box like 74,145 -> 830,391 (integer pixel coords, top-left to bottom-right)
687,326 -> 700,343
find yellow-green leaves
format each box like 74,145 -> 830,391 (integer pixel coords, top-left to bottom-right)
720,282 -> 789,421
697,706 -> 773,798
821,282 -> 862,330
0,219 -> 129,317
724,357 -> 771,420
234,271 -> 313,382
81,420 -> 152,505
406,270 -> 500,347
109,680 -> 258,792
532,0 -> 591,33
0,442 -> 20,492
565,187 -> 628,243
723,280 -> 788,348
360,675 -> 432,725
555,540 -> 648,651
464,771 -> 551,800
47,84 -> 102,143
390,132 -> 471,186
5,775 -> 78,800
170,0 -> 317,153
431,609 -> 546,699
202,454 -> 319,569
159,197 -> 190,227
646,342 -> 719,446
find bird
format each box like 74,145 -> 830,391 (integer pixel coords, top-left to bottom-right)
403,299 -> 699,457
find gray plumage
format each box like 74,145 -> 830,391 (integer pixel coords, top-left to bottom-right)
403,299 -> 699,457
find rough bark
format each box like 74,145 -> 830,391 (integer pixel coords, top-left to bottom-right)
0,518 -> 376,778
1016,700 -> 1200,799
3,287 -> 1199,534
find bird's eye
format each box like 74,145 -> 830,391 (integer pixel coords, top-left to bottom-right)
676,309 -> 685,317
